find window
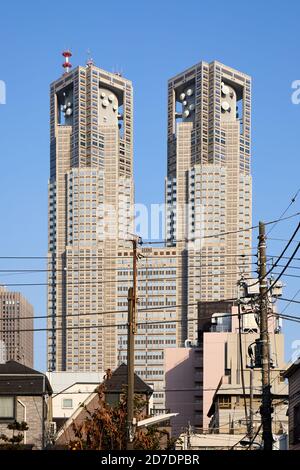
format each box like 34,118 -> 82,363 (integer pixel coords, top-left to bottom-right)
0,397 -> 15,420
62,398 -> 73,409
218,396 -> 231,409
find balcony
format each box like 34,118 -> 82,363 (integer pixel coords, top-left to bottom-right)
150,408 -> 170,416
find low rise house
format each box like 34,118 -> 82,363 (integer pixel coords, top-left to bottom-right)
54,364 -> 154,447
0,360 -> 52,449
283,359 -> 300,450
46,370 -> 104,433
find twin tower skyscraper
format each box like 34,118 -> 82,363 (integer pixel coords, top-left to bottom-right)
47,58 -> 252,407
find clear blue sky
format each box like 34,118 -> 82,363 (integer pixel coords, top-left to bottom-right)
0,0 -> 300,372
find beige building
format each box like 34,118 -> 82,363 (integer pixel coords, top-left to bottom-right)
0,286 -> 33,367
48,61 -> 133,373
47,59 -> 254,412
166,61 -> 252,345
116,246 -> 177,408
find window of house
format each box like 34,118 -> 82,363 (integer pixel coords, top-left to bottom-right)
219,396 -> 231,409
0,397 -> 15,420
62,398 -> 73,409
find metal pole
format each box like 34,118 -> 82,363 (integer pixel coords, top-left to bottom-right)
126,239 -> 138,450
258,221 -> 273,450
249,360 -> 254,444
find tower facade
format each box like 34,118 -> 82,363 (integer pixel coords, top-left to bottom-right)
47,61 -> 133,372
166,60 -> 252,345
0,286 -> 34,367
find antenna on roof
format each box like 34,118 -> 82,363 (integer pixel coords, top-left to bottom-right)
113,64 -> 123,77
62,50 -> 72,74
86,48 -> 94,67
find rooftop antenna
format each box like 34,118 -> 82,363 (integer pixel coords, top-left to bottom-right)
86,48 -> 94,67
113,64 -> 123,77
62,49 -> 72,74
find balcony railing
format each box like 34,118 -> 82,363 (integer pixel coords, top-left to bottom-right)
150,408 -> 170,416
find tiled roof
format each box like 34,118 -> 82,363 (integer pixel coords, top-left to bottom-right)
0,360 -> 52,395
104,363 -> 153,395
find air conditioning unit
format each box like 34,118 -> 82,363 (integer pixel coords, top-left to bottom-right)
49,421 -> 57,437
184,339 -> 198,348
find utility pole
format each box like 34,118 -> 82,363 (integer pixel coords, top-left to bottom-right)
258,221 -> 273,450
126,238 -> 138,450
248,354 -> 254,446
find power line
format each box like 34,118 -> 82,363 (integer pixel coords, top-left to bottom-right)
142,211 -> 300,245
8,269 -> 300,289
0,251 -> 257,261
279,296 -> 300,306
267,187 -> 300,236
0,211 -> 298,262
247,220 -> 300,287
0,270 -> 256,288
3,308 -> 300,334
0,299 -> 239,323
266,241 -> 300,295
0,261 -> 257,274
280,288 -> 300,314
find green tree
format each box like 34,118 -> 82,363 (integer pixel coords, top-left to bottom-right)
0,421 -> 29,449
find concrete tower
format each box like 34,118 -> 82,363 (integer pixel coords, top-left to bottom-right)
47,54 -> 133,372
166,60 -> 252,345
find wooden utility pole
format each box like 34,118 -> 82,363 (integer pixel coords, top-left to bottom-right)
258,221 -> 273,450
248,356 -> 254,446
126,239 -> 138,450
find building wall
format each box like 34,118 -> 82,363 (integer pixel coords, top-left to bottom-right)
0,396 -> 45,449
46,371 -> 104,419
164,347 -> 199,436
166,61 -> 252,346
47,65 -> 133,373
116,247 -> 177,408
164,302 -> 287,435
287,366 -> 300,450
0,287 -> 33,367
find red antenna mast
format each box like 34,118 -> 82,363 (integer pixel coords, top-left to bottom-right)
62,50 -> 72,74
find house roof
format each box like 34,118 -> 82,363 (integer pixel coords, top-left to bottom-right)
283,359 -> 300,379
0,360 -> 52,395
55,365 -> 153,445
104,363 -> 153,395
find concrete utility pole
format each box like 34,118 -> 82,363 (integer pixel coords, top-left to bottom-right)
248,354 -> 254,446
258,221 -> 273,450
126,238 -> 138,450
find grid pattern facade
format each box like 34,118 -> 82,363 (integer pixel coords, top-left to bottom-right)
116,247 -> 177,408
0,287 -> 33,367
166,61 -> 252,344
47,65 -> 133,372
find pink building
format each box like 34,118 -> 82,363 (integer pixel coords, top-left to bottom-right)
165,301 -> 287,437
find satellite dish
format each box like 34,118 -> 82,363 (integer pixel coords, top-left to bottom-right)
189,104 -> 195,111
221,101 -> 230,111
179,93 -> 186,101
183,100 -> 187,106
221,84 -> 230,95
108,94 -> 114,102
186,88 -> 193,96
101,92 -> 106,98
183,109 -> 190,118
102,99 -> 109,108
65,108 -> 73,116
